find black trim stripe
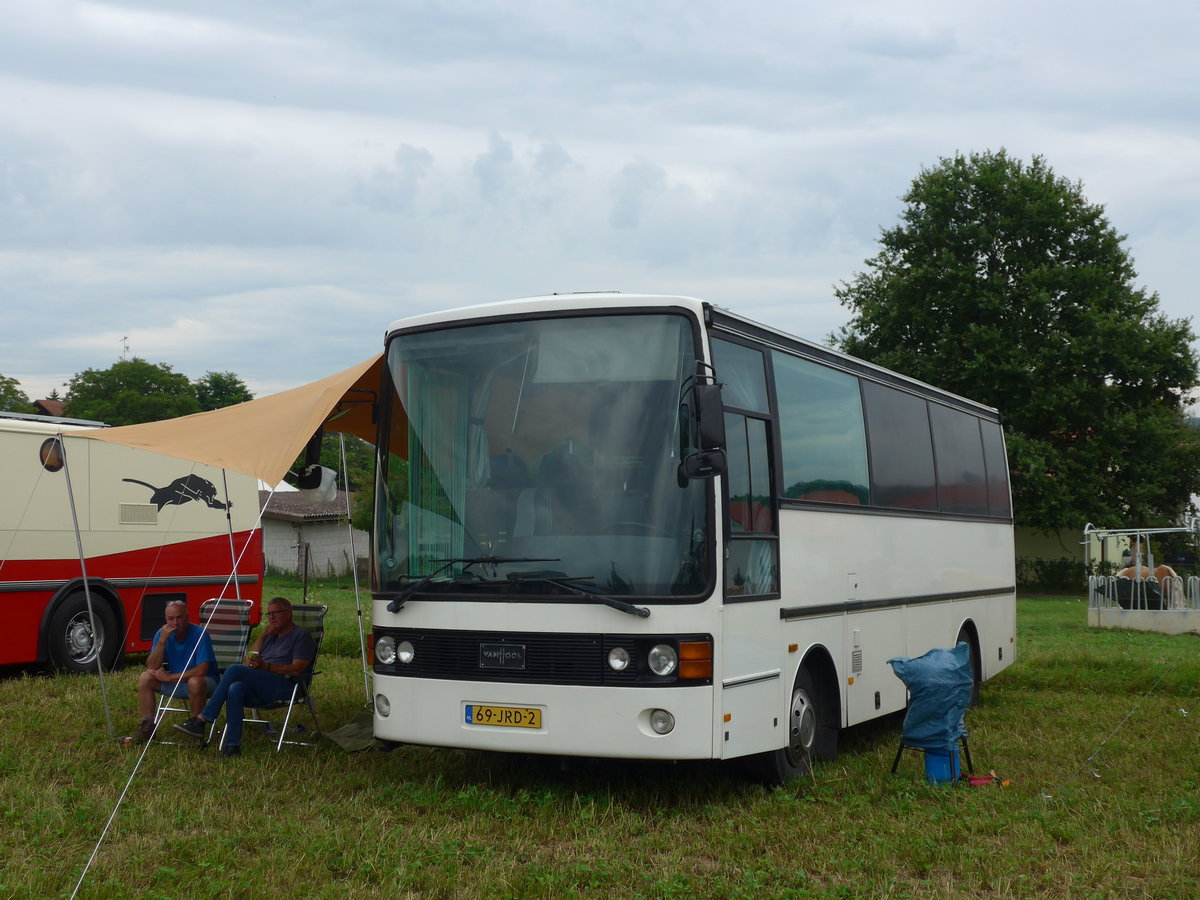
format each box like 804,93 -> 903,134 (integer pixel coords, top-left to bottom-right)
0,574 -> 259,594
780,587 -> 1015,621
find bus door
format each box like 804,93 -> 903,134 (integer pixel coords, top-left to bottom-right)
710,338 -> 785,759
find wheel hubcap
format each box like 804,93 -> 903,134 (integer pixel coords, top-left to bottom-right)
65,613 -> 101,664
787,688 -> 817,764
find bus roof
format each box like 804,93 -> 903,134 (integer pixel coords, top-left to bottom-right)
0,411 -> 106,434
385,292 -> 706,336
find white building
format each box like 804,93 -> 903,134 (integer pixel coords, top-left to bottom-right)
259,489 -> 367,578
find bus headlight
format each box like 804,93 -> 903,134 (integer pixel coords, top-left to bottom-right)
375,635 -> 397,665
607,647 -> 631,671
375,694 -> 391,717
397,640 -> 415,664
647,643 -> 678,676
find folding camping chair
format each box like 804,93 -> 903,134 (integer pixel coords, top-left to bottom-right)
153,598 -> 253,744
888,642 -> 976,781
224,603 -> 328,751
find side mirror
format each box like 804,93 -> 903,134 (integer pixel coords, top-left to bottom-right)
680,449 -> 727,480
693,383 -> 726,450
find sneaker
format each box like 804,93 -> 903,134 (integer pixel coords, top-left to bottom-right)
174,717 -> 206,740
132,719 -> 156,743
220,745 -> 241,758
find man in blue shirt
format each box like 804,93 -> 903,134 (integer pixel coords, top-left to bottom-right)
132,600 -> 218,742
175,596 -> 314,758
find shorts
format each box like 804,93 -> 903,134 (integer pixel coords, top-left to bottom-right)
154,676 -> 218,698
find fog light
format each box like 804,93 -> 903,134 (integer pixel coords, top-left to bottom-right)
375,635 -> 397,665
649,708 -> 675,735
398,640 -> 415,664
608,647 -> 631,671
375,694 -> 391,717
647,643 -> 678,676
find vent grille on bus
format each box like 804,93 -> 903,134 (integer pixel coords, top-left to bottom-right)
119,503 -> 158,525
373,628 -> 709,687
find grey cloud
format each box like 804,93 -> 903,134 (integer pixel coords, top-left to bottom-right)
355,144 -> 434,213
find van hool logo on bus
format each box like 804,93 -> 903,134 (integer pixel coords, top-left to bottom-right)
479,643 -> 526,669
122,476 -> 231,511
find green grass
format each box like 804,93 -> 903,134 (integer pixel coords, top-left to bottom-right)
2,593 -> 1199,898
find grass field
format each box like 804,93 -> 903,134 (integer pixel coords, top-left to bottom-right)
2,591 -> 1198,899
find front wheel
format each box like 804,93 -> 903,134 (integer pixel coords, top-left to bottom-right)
744,665 -> 837,785
47,592 -> 119,673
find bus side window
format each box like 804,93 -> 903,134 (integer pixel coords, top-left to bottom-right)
724,412 -> 778,596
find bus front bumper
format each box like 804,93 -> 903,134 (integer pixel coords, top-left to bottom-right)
372,675 -> 716,760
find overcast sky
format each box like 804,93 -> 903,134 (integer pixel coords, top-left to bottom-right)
2,0 -> 1197,404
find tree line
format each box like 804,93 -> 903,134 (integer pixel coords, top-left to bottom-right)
1,359 -> 253,423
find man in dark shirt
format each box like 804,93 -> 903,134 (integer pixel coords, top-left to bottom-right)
174,596 -> 314,757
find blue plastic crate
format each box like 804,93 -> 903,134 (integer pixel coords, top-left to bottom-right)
924,747 -> 960,784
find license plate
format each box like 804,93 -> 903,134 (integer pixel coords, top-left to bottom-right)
465,704 -> 542,728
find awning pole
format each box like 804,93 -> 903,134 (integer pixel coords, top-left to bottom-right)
60,434 -> 114,741
341,432 -> 371,705
221,469 -> 242,601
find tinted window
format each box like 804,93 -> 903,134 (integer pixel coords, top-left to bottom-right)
725,413 -> 773,533
862,382 -> 937,511
929,404 -> 988,515
726,539 -> 779,597
980,420 -> 1012,518
712,339 -> 769,413
772,352 -> 869,505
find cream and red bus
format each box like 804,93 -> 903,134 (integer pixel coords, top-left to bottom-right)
0,412 -> 262,672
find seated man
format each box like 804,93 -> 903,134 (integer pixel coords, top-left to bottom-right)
174,596 -> 314,757
132,599 -> 218,743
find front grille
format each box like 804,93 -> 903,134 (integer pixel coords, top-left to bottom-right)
374,628 -> 711,687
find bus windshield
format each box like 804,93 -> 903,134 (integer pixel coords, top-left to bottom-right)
375,312 -> 711,601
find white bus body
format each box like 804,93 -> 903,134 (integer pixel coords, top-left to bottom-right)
0,414 -> 263,671
369,294 -> 1015,780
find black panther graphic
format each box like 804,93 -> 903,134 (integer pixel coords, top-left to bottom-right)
122,475 -> 232,511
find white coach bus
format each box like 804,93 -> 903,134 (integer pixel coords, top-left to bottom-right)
369,294 -> 1015,781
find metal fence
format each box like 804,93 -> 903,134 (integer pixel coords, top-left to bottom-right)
1087,574 -> 1200,611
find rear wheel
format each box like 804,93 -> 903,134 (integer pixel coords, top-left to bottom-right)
956,626 -> 981,707
47,592 -> 119,673
745,665 -> 837,785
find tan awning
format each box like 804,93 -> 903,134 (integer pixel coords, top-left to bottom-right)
74,352 -> 405,485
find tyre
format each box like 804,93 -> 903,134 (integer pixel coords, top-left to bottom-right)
47,592 -> 119,673
745,665 -> 838,785
956,626 -> 981,708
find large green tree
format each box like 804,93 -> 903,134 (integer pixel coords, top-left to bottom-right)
833,149 -> 1200,530
1,373 -> 32,413
65,358 -> 201,425
194,370 -> 254,411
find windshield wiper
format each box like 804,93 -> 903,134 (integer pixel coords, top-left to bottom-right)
385,556 -> 559,612
507,574 -> 651,618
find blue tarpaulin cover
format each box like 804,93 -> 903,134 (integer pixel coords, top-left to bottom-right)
887,642 -> 973,750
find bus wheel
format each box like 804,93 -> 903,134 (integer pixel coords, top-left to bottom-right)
745,666 -> 832,785
47,593 -> 118,673
957,626 -> 981,707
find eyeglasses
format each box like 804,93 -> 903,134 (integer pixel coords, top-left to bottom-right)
266,610 -> 287,617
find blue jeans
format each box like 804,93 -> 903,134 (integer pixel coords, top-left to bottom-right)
201,664 -> 292,747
